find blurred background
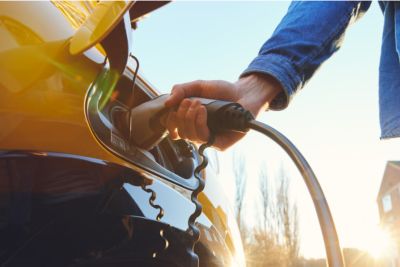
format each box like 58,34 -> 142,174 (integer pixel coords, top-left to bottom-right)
132,2 -> 400,266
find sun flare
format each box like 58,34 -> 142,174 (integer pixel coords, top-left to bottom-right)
363,227 -> 396,259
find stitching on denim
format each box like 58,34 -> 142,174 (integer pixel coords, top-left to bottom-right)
381,127 -> 400,139
380,113 -> 400,139
382,113 -> 400,126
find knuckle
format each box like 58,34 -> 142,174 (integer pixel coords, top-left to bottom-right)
196,79 -> 206,87
193,79 -> 203,84
190,79 -> 204,88
185,108 -> 195,120
192,99 -> 200,106
184,113 -> 191,121
172,84 -> 182,91
181,98 -> 191,106
177,110 -> 186,119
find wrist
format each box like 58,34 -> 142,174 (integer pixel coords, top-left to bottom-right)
235,73 -> 283,116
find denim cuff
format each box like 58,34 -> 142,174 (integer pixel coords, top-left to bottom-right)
240,54 -> 302,110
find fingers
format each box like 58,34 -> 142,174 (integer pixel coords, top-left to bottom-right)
196,105 -> 209,142
165,79 -> 238,109
164,79 -> 243,150
165,99 -> 209,144
184,100 -> 201,141
165,99 -> 245,150
166,111 -> 178,140
176,99 -> 191,140
165,80 -> 205,108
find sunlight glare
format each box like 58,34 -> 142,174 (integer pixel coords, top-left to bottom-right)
363,227 -> 396,259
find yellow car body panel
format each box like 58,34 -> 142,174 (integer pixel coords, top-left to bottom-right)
69,1 -> 134,55
0,1 -> 129,168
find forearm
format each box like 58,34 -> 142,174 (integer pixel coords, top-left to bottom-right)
242,1 -> 371,110
235,73 -> 282,117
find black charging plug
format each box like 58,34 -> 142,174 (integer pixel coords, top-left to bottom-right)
202,100 -> 254,134
129,95 -> 254,150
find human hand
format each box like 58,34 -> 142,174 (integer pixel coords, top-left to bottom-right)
165,74 -> 283,150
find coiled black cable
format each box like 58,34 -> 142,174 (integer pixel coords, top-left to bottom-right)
141,184 -> 169,258
186,134 -> 215,267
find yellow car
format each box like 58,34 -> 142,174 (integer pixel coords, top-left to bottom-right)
0,1 -> 244,266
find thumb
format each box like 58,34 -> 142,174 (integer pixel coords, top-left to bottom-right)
165,80 -> 206,108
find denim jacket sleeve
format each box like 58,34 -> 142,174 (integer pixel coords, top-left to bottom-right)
241,1 -> 371,110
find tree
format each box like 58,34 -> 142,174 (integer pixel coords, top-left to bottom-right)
233,151 -> 247,232
276,169 -> 299,267
231,154 -> 299,267
245,163 -> 299,267
259,168 -> 275,238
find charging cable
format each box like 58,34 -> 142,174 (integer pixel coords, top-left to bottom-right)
202,100 -> 345,267
129,96 -> 345,267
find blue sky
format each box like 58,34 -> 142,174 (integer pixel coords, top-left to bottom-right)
132,1 -> 400,258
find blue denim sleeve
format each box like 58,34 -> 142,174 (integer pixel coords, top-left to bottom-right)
241,1 -> 371,110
